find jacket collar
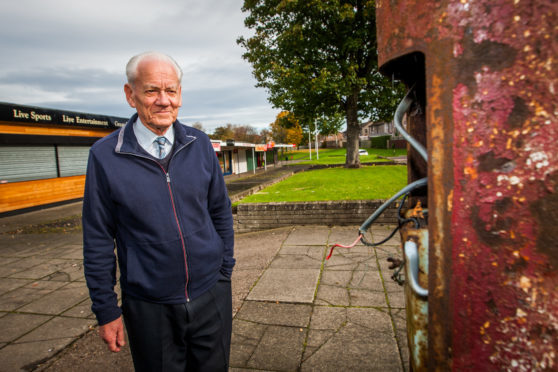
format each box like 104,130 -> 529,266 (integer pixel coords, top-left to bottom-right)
115,113 -> 197,155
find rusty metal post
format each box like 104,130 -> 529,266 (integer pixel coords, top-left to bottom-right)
376,0 -> 558,370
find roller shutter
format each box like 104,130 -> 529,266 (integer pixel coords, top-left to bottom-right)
57,146 -> 90,177
0,146 -> 57,183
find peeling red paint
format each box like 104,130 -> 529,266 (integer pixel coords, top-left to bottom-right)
377,0 -> 558,370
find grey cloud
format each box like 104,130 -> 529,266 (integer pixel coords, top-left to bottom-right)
0,0 -> 275,130
0,68 -> 123,92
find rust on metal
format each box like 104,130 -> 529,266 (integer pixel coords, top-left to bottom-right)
377,0 -> 558,370
400,207 -> 429,371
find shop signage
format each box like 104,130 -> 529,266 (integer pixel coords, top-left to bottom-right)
1,102 -> 128,129
212,142 -> 221,151
255,144 -> 267,152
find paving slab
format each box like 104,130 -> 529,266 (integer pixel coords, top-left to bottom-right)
302,307 -> 401,371
248,325 -> 306,371
231,227 -> 291,314
0,278 -> 33,296
246,268 -> 320,303
18,282 -> 89,315
16,316 -> 95,343
230,320 -> 268,368
0,313 -> 53,343
0,316 -> 96,372
302,321 -> 402,371
391,307 -> 411,372
0,337 -> 78,372
235,301 -> 312,327
0,235 -> 58,257
0,280 -> 67,312
61,297 -> 95,319
0,256 -> 45,277
283,226 -> 330,246
269,251 -> 324,269
8,258 -> 73,280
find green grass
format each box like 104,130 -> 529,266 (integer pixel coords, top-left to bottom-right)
287,148 -> 406,165
239,165 -> 407,203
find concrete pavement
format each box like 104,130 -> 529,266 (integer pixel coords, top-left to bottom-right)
0,164 -> 410,371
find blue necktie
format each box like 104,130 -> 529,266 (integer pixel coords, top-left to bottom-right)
155,136 -> 167,158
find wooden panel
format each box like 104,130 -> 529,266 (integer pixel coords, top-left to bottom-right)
0,176 -> 85,213
0,122 -> 114,138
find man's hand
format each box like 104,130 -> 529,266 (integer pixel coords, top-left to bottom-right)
98,316 -> 126,352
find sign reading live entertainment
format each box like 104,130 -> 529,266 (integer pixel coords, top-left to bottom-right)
0,102 -> 128,129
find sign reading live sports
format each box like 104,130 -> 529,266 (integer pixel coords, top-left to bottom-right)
0,102 -> 128,129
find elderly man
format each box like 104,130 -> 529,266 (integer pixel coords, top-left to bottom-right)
82,52 -> 235,371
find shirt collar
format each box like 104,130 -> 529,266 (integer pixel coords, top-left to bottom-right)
133,117 -> 175,152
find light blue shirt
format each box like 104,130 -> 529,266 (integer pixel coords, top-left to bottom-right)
133,118 -> 174,158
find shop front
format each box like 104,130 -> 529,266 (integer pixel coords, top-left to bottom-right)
0,102 -> 126,214
212,140 -> 256,176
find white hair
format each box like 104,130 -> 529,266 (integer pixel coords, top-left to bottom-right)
126,51 -> 183,85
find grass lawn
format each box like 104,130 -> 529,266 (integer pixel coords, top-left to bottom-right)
239,165 -> 407,203
286,148 -> 406,165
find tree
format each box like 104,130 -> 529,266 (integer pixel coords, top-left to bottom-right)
233,124 -> 264,143
211,124 -> 234,140
210,123 -> 266,143
318,112 -> 345,137
259,128 -> 272,144
238,0 -> 404,167
270,111 -> 303,145
191,121 -> 205,132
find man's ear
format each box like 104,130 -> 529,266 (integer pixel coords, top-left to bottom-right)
124,84 -> 136,108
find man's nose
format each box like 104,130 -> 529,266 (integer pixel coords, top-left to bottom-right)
155,92 -> 171,105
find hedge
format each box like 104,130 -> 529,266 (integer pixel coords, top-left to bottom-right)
370,135 -> 391,149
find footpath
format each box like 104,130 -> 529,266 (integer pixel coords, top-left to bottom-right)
0,162 -> 409,371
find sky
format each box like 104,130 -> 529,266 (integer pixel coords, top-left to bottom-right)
0,0 -> 279,132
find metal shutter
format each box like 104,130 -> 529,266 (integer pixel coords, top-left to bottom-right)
57,146 -> 90,177
0,146 -> 57,183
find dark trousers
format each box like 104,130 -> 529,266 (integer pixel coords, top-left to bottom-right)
122,276 -> 232,372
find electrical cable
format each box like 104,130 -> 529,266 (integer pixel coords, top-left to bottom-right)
358,177 -> 427,236
394,88 -> 427,162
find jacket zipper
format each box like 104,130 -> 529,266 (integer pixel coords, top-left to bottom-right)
161,167 -> 190,302
162,140 -> 195,302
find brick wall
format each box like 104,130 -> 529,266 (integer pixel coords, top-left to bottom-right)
233,200 -> 400,233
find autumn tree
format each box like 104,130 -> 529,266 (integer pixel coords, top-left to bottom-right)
238,0 -> 404,167
271,111 -> 303,145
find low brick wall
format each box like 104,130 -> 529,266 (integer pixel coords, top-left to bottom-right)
233,200 -> 399,233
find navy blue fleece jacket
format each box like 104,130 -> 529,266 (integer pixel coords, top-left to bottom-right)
82,115 -> 235,325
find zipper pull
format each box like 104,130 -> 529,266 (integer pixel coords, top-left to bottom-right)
166,173 -> 171,183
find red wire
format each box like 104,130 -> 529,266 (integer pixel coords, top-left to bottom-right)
326,234 -> 363,260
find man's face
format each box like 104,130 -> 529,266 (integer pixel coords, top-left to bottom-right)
124,59 -> 182,135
